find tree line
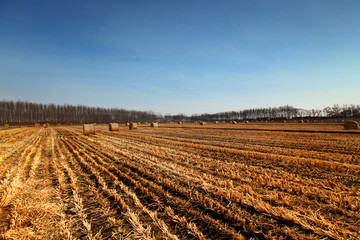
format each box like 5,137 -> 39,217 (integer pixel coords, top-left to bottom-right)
0,100 -> 359,125
165,104 -> 360,122
0,100 -> 159,125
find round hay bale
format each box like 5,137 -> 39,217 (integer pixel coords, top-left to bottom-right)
344,121 -> 359,130
282,120 -> 287,123
4,124 -> 9,128
214,121 -> 219,124
231,121 -> 237,124
34,123 -> 41,127
199,121 -> 206,126
109,123 -> 119,131
150,122 -> 158,128
125,123 -> 130,126
83,124 -> 96,135
244,120 -> 249,123
178,122 -> 182,124
129,122 -> 137,130
298,120 -> 304,123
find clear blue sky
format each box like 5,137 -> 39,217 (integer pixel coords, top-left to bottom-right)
1,0 -> 359,115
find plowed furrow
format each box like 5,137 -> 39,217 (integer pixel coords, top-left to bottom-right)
96,130 -> 359,214
90,129 -> 354,238
57,130 -> 177,239
69,131 -> 341,239
58,129 -> 240,240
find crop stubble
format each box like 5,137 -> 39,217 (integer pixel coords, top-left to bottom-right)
0,123 -> 359,239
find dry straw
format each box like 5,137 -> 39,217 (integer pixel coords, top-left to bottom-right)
83,124 -> 96,135
344,121 -> 359,130
129,122 -> 137,130
150,122 -> 158,128
109,123 -> 119,131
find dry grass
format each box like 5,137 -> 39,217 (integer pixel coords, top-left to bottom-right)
0,166 -> 66,240
0,124 -> 359,239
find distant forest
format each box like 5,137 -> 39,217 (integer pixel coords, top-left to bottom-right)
0,100 -> 359,125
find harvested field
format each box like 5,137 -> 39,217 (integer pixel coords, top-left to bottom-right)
0,122 -> 359,239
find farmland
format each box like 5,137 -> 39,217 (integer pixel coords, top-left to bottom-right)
0,122 -> 359,239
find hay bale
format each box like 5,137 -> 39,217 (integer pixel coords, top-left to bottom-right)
150,122 -> 158,128
199,122 -> 206,126
129,122 -> 137,130
282,120 -> 287,123
178,122 -> 182,124
344,121 -> 359,130
298,120 -> 304,123
214,121 -> 219,124
244,120 -> 249,123
231,121 -> 237,124
34,123 -> 41,127
125,123 -> 130,126
83,124 -> 96,135
109,123 -> 119,131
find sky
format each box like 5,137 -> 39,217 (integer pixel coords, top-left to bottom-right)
0,0 -> 359,115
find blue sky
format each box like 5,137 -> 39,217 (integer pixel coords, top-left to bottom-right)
1,0 -> 359,115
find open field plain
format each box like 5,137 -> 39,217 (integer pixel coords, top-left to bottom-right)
0,122 -> 359,239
